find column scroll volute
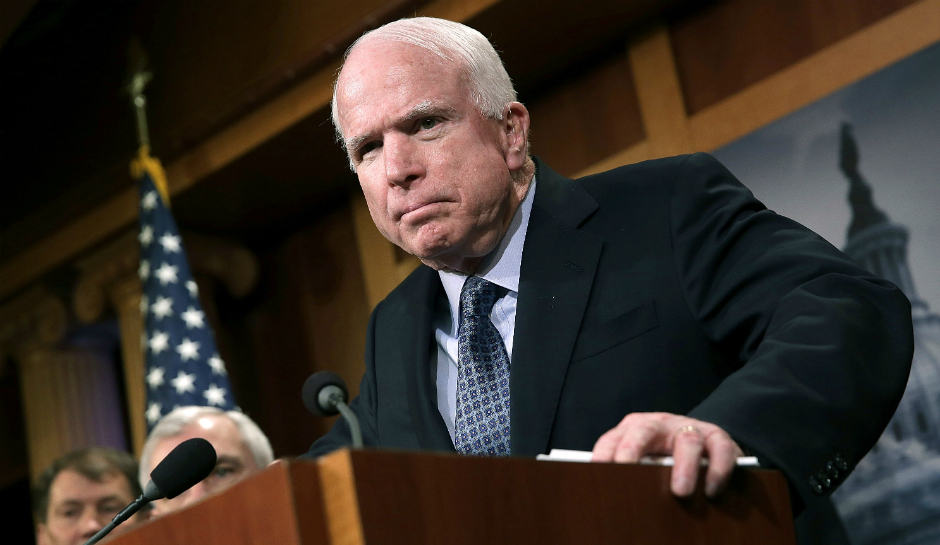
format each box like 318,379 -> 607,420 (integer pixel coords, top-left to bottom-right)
0,286 -> 69,366
73,232 -> 140,324
182,232 -> 259,298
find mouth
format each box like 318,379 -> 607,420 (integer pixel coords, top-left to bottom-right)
398,200 -> 446,222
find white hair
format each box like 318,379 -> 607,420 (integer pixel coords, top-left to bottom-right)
138,406 -> 274,488
331,17 -> 517,151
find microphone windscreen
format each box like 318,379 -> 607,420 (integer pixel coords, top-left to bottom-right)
149,437 -> 217,500
302,371 -> 349,416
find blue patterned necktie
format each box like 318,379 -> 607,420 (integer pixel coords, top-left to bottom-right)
454,276 -> 511,456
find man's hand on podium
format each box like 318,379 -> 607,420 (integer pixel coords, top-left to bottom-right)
591,412 -> 744,499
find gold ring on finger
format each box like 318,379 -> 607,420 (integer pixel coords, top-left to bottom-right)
678,425 -> 700,435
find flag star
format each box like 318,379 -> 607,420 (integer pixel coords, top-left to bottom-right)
146,366 -> 166,389
146,402 -> 163,424
140,294 -> 149,315
160,233 -> 182,253
139,225 -> 154,247
154,262 -> 179,285
181,306 -> 205,329
208,354 -> 227,375
170,370 -> 197,394
142,191 -> 158,211
176,338 -> 200,361
203,384 -> 228,406
186,280 -> 199,297
139,260 -> 150,281
149,331 -> 170,355
151,295 -> 174,320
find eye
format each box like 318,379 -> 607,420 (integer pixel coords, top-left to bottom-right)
419,118 -> 438,130
99,502 -> 122,515
358,141 -> 381,159
60,508 -> 80,519
214,465 -> 236,478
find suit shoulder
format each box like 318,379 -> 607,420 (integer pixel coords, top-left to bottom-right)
575,153 -> 723,188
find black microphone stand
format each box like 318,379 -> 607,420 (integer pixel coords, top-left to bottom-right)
82,495 -> 150,545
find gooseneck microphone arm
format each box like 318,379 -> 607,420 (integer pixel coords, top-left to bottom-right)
326,387 -> 363,448
337,402 -> 363,448
83,496 -> 150,545
303,371 -> 363,449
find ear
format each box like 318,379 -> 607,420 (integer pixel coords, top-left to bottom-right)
502,102 -> 530,171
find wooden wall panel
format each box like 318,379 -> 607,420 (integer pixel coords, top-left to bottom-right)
242,204 -> 370,456
686,0 -> 940,153
527,53 -> 645,177
146,0 -> 423,154
670,0 -> 917,115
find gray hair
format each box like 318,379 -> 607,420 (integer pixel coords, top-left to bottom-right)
331,17 -> 517,154
138,406 -> 274,488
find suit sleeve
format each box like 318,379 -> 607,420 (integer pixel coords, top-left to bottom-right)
302,305 -> 381,458
672,153 -> 913,511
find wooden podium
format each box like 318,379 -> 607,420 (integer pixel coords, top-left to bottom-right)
109,449 -> 796,544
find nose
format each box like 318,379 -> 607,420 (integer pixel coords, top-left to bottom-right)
384,134 -> 423,188
181,480 -> 209,507
80,509 -> 107,538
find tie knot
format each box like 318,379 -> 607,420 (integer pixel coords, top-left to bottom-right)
460,276 -> 502,319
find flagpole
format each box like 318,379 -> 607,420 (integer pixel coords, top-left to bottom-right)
126,57 -> 170,205
128,68 -> 152,149
121,51 -> 156,456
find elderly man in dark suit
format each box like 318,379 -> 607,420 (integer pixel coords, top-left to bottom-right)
306,16 -> 913,544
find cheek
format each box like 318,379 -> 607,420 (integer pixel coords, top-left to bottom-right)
365,201 -> 400,245
359,176 -> 390,217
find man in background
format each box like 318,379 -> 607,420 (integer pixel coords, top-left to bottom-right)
139,406 -> 273,516
33,447 -> 144,545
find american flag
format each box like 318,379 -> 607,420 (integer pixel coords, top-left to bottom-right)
135,149 -> 237,430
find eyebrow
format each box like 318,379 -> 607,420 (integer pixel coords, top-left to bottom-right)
345,101 -> 455,156
215,455 -> 245,467
402,100 -> 450,121
55,495 -> 123,509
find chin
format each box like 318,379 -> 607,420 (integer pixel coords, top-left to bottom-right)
402,235 -> 454,262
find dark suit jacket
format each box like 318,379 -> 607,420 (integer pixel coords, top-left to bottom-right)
307,153 -> 913,543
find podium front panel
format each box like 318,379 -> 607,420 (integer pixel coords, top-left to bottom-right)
317,449 -> 796,545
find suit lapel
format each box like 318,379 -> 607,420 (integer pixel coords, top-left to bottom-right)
512,159 -> 603,456
399,266 -> 456,452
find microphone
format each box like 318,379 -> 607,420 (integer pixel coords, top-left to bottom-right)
144,437 -> 217,500
303,371 -> 363,448
83,438 -> 217,545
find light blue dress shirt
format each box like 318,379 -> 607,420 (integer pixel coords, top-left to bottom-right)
434,177 -> 537,441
